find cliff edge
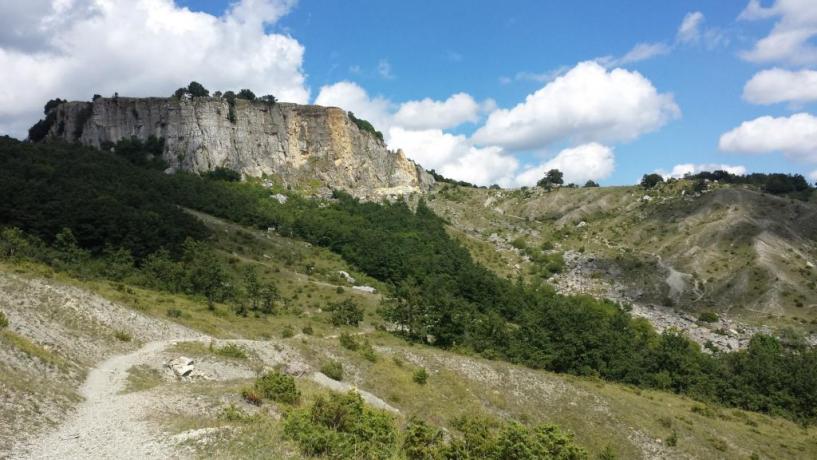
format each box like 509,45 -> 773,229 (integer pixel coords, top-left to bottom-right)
38,97 -> 433,197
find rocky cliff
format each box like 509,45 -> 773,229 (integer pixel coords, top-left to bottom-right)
40,97 -> 433,197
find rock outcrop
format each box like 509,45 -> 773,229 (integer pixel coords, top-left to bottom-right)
40,97 -> 433,197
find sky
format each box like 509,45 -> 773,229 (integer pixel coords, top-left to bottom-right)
2,0 -> 817,186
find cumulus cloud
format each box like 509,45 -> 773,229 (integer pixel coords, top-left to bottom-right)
656,163 -> 747,179
472,61 -> 680,151
514,143 -> 615,186
0,0 -> 308,138
387,127 -> 520,186
743,68 -> 817,105
739,0 -> 817,65
677,11 -> 704,44
719,113 -> 817,162
393,93 -> 481,130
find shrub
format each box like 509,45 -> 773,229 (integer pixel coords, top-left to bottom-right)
321,360 -> 343,381
302,325 -> 313,335
0,311 -> 8,328
283,391 -> 396,459
360,340 -> 378,362
413,368 -> 429,385
403,418 -> 443,460
205,167 -> 241,182
698,311 -> 719,323
237,89 -> 256,101
640,173 -> 664,189
328,299 -> 363,327
339,332 -> 359,350
166,308 -> 182,318
281,325 -> 295,338
113,330 -> 132,342
348,112 -> 384,142
665,430 -> 678,447
254,371 -> 300,404
241,388 -> 263,406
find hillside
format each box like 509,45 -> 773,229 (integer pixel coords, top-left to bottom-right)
2,137 -> 817,460
427,182 -> 817,349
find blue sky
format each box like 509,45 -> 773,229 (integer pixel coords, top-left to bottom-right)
2,0 -> 816,186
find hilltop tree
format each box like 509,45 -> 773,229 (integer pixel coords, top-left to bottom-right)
640,173 -> 664,189
187,81 -> 209,97
584,180 -> 600,188
237,89 -> 256,101
537,169 -> 564,189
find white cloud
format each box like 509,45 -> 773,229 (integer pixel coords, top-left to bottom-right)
388,127 -> 519,187
657,163 -> 747,179
393,93 -> 481,130
314,81 -> 392,132
514,143 -> 615,186
809,169 -> 817,181
739,0 -> 817,65
0,0 -> 308,138
743,68 -> 817,105
677,11 -> 704,44
597,42 -> 671,68
472,61 -> 680,151
719,113 -> 817,162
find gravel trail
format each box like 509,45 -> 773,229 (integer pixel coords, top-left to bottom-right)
12,340 -> 187,460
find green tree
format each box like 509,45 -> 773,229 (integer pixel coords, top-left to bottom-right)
260,284 -> 279,314
237,89 -> 256,101
327,298 -> 364,326
187,81 -> 209,97
537,169 -> 564,189
640,173 -> 664,188
182,239 -> 230,309
584,180 -> 600,187
242,265 -> 261,311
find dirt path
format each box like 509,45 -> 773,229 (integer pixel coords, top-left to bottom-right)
12,340 -> 188,460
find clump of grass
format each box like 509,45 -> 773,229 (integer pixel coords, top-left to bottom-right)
339,332 -> 358,350
665,430 -> 678,447
0,311 -> 8,328
321,360 -> 343,381
212,342 -> 248,359
166,308 -> 182,318
113,330 -> 132,342
302,325 -> 313,335
241,388 -> 263,406
413,368 -> 428,385
360,340 -> 377,362
281,325 -> 294,338
698,311 -> 719,323
123,364 -> 163,393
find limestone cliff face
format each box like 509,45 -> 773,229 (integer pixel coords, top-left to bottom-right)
43,97 -> 433,197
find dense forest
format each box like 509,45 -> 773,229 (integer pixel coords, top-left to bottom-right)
1,136 -> 816,424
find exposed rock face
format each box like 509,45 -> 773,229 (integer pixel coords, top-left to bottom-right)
43,97 -> 433,197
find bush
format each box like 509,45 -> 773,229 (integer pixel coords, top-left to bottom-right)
241,388 -> 263,406
348,112 -> 384,142
113,330 -> 132,342
321,360 -> 343,381
360,340 -> 378,362
302,325 -> 313,335
254,370 -> 300,404
641,173 -> 664,189
0,311 -> 8,328
237,89 -> 256,101
205,167 -> 241,182
283,391 -> 396,459
339,332 -> 359,350
698,311 -> 719,323
328,299 -> 364,327
413,368 -> 428,385
281,325 -> 294,338
166,308 -> 182,318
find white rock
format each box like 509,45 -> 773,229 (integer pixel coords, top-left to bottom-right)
338,271 -> 356,284
271,193 -> 288,204
352,285 -> 376,294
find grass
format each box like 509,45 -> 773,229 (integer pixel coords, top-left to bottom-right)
123,364 -> 164,393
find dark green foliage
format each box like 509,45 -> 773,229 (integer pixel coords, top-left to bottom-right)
187,81 -> 209,97
584,180 -> 600,188
640,173 -> 664,189
72,103 -> 93,139
254,371 -> 300,404
537,169 -> 564,189
321,360 -> 343,381
428,169 -> 477,188
204,167 -> 241,182
180,239 -> 232,308
104,136 -> 167,170
0,311 -> 8,329
0,138 -> 207,259
402,418 -> 444,459
339,332 -> 359,350
259,94 -> 277,104
283,391 -> 396,459
686,170 -> 812,197
348,112 -> 384,142
224,91 -> 237,123
328,299 -> 364,326
28,98 -> 65,142
236,89 -> 256,101
44,98 -> 66,114
698,311 -> 719,323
